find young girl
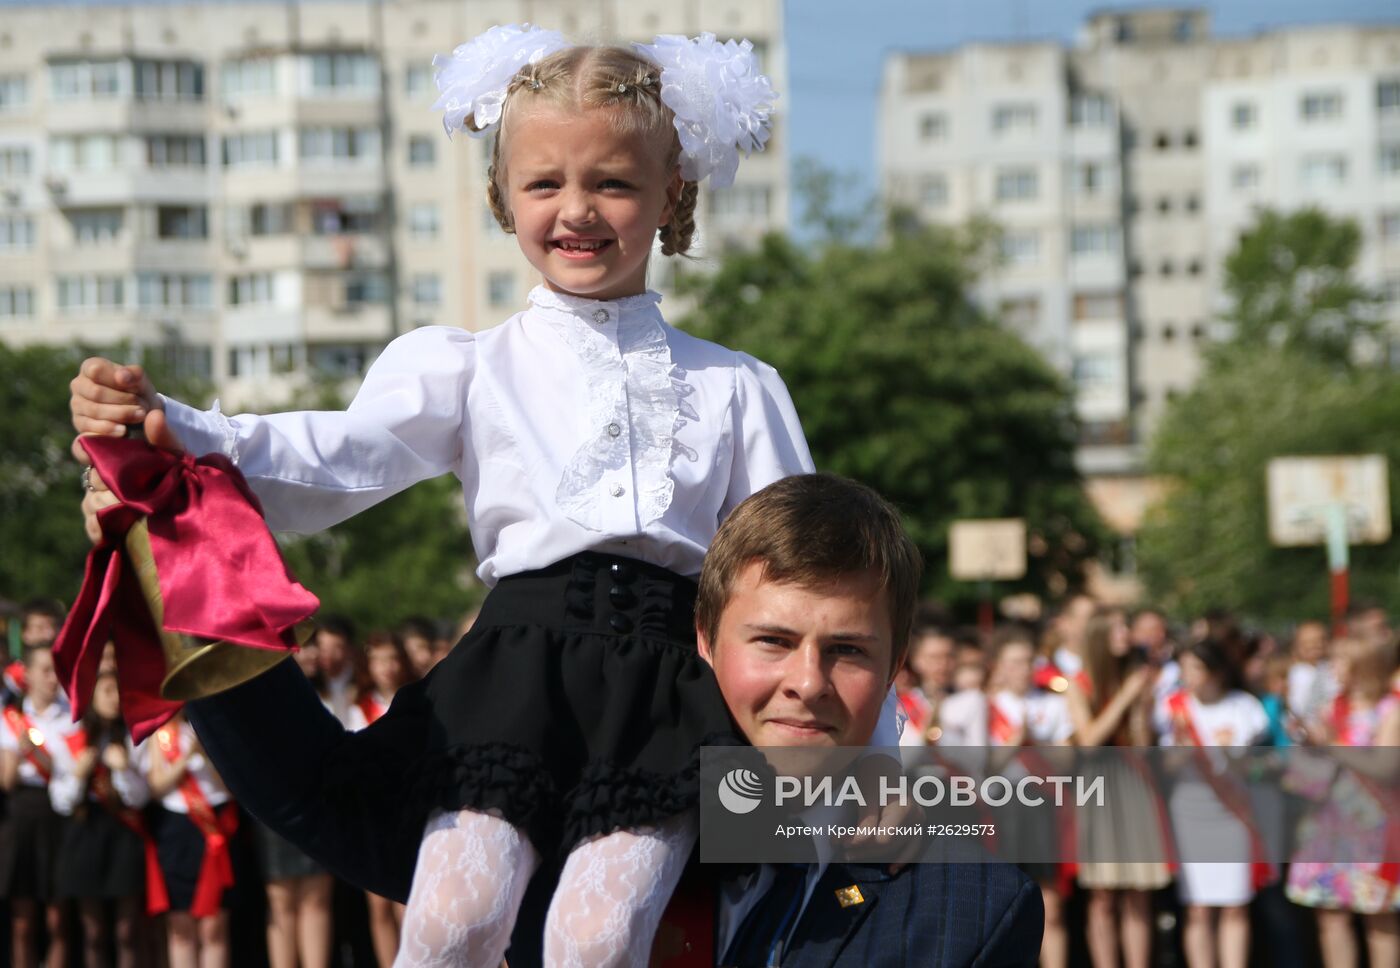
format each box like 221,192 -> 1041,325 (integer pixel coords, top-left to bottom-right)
1155,637 -> 1269,968
1286,635 -> 1400,968
1065,608 -> 1171,968
144,711 -> 242,968
985,628 -> 1074,968
0,644 -> 71,968
70,25 -> 895,967
348,632 -> 412,966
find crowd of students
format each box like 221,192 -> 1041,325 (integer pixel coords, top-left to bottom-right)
0,598 -> 468,968
3,593 -> 1398,968
897,596 -> 1400,968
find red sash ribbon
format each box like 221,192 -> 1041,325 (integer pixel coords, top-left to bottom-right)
158,724 -> 238,918
64,730 -> 170,915
3,706 -> 53,783
1332,695 -> 1400,887
356,692 -> 387,725
989,697 -> 1079,895
53,435 -> 318,743
1166,691 -> 1275,888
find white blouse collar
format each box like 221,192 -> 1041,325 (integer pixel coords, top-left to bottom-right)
526,285 -> 664,328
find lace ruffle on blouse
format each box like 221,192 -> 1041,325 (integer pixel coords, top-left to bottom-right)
527,286 -> 687,532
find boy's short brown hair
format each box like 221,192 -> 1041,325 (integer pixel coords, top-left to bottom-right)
696,473 -> 923,673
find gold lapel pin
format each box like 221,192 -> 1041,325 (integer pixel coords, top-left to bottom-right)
834,885 -> 865,908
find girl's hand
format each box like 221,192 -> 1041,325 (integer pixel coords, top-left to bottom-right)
75,746 -> 100,778
101,743 -> 129,772
1123,665 -> 1154,701
70,358 -> 162,447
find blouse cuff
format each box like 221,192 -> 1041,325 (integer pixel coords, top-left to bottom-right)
160,395 -> 238,463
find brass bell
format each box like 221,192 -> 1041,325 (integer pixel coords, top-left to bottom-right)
124,517 -> 307,701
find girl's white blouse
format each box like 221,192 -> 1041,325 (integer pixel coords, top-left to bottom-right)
161,286 -> 813,587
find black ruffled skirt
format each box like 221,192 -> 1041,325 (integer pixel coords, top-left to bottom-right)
340,553 -> 738,863
0,785 -> 65,901
55,803 -> 147,899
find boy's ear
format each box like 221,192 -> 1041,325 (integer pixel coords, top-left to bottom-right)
695,624 -> 715,667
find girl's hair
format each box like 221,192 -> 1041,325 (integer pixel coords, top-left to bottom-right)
1181,635 -> 1243,693
1081,607 -> 1126,711
79,669 -> 127,747
358,630 -> 413,692
480,45 -> 699,256
1336,634 -> 1398,702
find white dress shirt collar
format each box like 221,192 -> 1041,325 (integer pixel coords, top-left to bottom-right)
525,285 -> 664,330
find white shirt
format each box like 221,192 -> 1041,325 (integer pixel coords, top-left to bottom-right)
48,734 -> 149,816
1155,690 -> 1269,748
135,720 -> 231,812
161,286 -> 813,587
346,690 -> 394,732
936,689 -> 989,746
989,689 -> 1074,745
0,696 -> 73,788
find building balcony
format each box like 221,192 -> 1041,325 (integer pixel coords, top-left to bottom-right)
43,168 -> 213,207
304,302 -> 393,343
300,233 -> 389,270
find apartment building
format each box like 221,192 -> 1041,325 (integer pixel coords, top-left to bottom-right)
0,0 -> 787,406
880,7 -> 1400,477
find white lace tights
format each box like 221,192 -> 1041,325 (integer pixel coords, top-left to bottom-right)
395,808 -> 696,968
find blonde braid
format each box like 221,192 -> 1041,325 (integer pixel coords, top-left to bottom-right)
659,181 -> 699,256
485,132 -> 514,234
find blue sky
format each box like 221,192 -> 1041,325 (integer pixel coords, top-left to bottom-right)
786,0 -> 1400,199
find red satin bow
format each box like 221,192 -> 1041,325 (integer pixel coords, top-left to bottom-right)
54,435 -> 318,742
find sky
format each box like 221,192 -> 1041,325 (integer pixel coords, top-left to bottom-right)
786,0 -> 1400,203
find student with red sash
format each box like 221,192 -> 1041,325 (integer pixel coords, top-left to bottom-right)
1065,607 -> 1172,968
1154,637 -> 1269,968
143,710 -> 242,968
1286,635 -> 1400,968
986,627 -> 1075,968
257,642 -> 334,968
0,643 -> 72,968
48,669 -> 159,968
348,631 -> 412,966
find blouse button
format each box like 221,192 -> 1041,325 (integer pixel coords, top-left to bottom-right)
609,613 -> 633,634
592,308 -> 610,324
606,422 -> 622,438
610,484 -> 625,498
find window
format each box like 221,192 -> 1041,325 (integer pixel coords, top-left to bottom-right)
918,112 -> 947,141
68,209 -> 123,244
1182,130 -> 1198,149
221,57 -> 276,99
404,64 -> 431,98
307,53 -> 379,96
137,273 -> 212,309
309,344 -> 369,378
133,60 -> 204,101
1382,211 -> 1400,242
299,126 -> 381,165
1155,132 -> 1171,150
994,168 -> 1037,202
1073,162 -> 1104,195
1381,80 -> 1400,117
992,103 -> 1037,133
1231,164 -> 1260,190
1384,275 -> 1400,306
1072,352 -> 1119,389
228,272 -> 274,306
1071,224 -> 1120,256
222,131 -> 279,168
344,271 -> 389,305
56,275 -> 124,313
919,174 -> 947,207
0,146 -> 30,178
408,135 -> 435,167
311,196 -> 380,234
248,202 -> 292,236
50,135 -> 121,172
1301,154 -> 1347,187
999,296 -> 1039,329
158,206 -> 208,240
1070,94 -> 1110,127
0,75 -> 28,113
0,285 -> 34,318
487,271 -> 514,307
999,230 -> 1039,265
411,273 -> 440,306
1301,91 -> 1343,121
1160,260 -> 1176,277
228,343 -> 299,379
49,60 -> 123,102
1231,101 -> 1257,130
1185,194 -> 1200,213
1157,196 -> 1173,214
0,215 -> 34,251
710,184 -> 772,221
1381,144 -> 1400,176
146,135 -> 206,168
407,202 -> 440,239
1074,292 -> 1123,320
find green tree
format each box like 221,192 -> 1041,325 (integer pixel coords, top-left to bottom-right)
2,343 -> 207,609
1140,208 -> 1397,622
677,227 -> 1104,606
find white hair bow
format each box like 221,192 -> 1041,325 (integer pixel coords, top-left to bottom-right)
431,25 -> 777,187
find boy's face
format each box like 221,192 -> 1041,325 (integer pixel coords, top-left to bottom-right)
21,614 -> 58,649
697,562 -> 893,748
